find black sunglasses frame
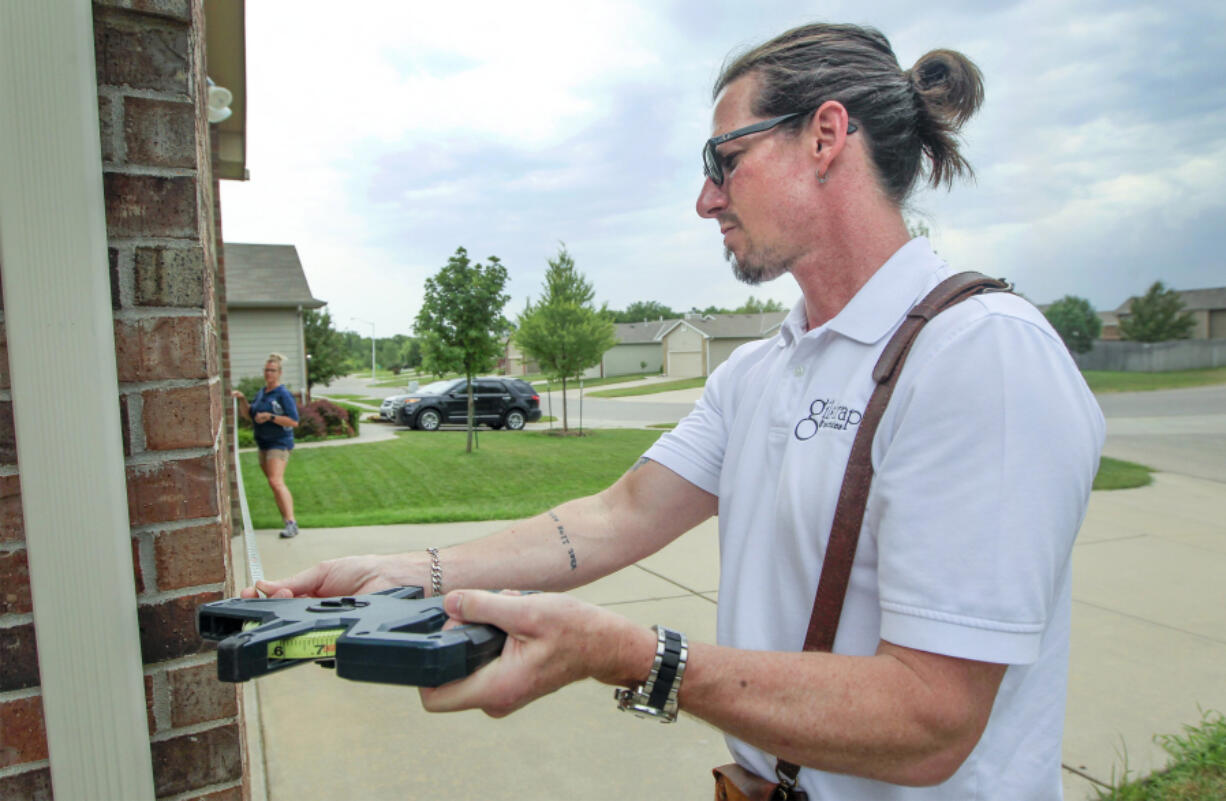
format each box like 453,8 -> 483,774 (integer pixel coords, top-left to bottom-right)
702,111 -> 858,186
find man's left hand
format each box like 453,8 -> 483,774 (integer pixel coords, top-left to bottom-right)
419,590 -> 654,718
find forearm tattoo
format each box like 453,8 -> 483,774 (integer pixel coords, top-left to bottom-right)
547,509 -> 578,570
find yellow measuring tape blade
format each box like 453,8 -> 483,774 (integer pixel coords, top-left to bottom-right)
243,622 -> 344,660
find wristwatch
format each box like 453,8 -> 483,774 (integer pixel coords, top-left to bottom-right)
614,625 -> 687,723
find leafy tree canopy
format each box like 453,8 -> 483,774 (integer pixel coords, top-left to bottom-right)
1119,281 -> 1196,343
303,307 -> 349,391
515,245 -> 616,432
414,247 -> 511,450
612,300 -> 678,323
1043,295 -> 1102,354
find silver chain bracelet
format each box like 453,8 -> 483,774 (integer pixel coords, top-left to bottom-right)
426,547 -> 442,596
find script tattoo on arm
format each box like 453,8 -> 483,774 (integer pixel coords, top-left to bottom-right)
547,509 -> 578,570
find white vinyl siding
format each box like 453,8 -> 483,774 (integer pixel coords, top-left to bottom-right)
602,342 -> 664,376
709,337 -> 760,373
229,308 -> 306,394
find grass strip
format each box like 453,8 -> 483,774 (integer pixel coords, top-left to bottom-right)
588,377 -> 707,398
1093,457 -> 1153,491
241,428 -> 663,528
1084,366 -> 1226,393
535,373 -> 657,393
1095,710 -> 1226,800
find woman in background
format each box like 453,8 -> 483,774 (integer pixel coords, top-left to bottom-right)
232,353 -> 300,538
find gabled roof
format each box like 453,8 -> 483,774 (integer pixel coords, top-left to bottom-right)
1113,286 -> 1226,315
224,243 -> 325,309
658,311 -> 788,340
612,319 -> 678,344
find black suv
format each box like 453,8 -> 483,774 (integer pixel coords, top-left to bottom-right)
395,377 -> 542,431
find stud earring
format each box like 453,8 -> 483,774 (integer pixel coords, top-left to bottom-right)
817,170 -> 828,184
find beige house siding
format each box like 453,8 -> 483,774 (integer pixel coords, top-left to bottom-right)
708,338 -> 759,372
229,308 -> 307,394
1211,310 -> 1226,339
604,342 -> 663,376
664,325 -> 706,377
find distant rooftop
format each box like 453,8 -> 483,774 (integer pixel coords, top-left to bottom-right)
224,243 -> 325,309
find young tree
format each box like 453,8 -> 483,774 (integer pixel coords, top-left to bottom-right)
1119,281 -> 1196,342
303,308 -> 348,397
1043,295 -> 1102,354
414,247 -> 510,452
515,245 -> 616,433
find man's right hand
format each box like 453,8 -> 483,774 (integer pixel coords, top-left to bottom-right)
239,554 -> 418,599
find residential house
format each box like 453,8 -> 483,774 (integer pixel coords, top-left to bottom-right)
659,312 -> 788,377
224,243 -> 325,395
1112,286 -> 1226,340
579,319 -> 676,379
0,2 -> 256,796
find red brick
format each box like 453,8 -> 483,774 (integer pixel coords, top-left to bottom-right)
0,694 -> 48,769
103,172 -> 198,239
98,93 -> 118,164
134,245 -> 206,307
94,0 -> 191,22
132,536 -> 145,594
0,324 -> 9,388
138,590 -> 220,664
168,662 -> 237,728
126,454 -> 219,526
0,475 -> 21,542
124,97 -> 196,169
93,12 -> 190,94
0,550 -> 31,615
154,523 -> 225,590
143,384 -> 217,451
108,247 -> 121,309
114,316 -> 208,382
0,402 -> 14,465
0,766 -> 52,801
184,785 -> 243,801
0,623 -> 40,692
144,673 -> 156,734
151,722 -> 241,797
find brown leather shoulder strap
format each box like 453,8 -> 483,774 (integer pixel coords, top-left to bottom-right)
773,271 -> 1010,791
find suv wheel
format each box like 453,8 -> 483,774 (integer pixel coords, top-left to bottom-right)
503,409 -> 526,431
417,409 -> 441,431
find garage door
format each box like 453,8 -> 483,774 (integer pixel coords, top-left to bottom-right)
668,350 -> 703,378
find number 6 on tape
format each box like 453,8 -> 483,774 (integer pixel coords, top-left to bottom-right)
196,586 -> 506,687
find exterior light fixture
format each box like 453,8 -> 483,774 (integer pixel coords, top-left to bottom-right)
207,77 -> 233,124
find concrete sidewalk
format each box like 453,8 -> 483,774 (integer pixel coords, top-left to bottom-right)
244,471 -> 1225,800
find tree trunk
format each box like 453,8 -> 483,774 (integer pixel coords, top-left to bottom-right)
560,376 -> 569,432
466,376 -> 475,453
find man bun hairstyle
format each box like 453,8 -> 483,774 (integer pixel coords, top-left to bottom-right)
714,23 -> 984,204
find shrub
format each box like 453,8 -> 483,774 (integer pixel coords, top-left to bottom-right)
296,405 -> 328,439
237,427 -> 254,448
337,403 -> 362,436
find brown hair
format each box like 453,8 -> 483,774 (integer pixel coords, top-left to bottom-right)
714,23 -> 984,204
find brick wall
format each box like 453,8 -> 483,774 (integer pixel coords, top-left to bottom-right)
0,2 -> 245,798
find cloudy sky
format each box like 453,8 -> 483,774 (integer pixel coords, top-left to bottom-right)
219,0 -> 1225,338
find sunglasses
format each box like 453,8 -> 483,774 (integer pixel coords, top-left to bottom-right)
702,111 -> 858,186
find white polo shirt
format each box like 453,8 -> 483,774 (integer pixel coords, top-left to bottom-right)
645,238 -> 1105,800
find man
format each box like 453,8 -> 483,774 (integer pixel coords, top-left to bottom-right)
249,23 -> 1104,798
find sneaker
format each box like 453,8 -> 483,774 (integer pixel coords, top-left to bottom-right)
280,520 -> 299,539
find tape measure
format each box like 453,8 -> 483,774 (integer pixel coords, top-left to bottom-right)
243,622 -> 344,660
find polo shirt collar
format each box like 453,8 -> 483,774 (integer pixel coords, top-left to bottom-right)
776,237 -> 945,347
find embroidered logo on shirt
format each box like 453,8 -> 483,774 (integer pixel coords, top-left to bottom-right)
794,398 -> 863,440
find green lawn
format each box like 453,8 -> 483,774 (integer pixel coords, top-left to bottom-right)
1094,711 -> 1226,801
1093,457 -> 1154,491
587,377 -> 708,398
535,372 -> 657,393
1084,366 -> 1226,393
317,393 -> 383,406
240,429 -> 663,528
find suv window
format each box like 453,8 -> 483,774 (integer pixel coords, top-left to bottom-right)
474,381 -> 503,396
506,379 -> 535,396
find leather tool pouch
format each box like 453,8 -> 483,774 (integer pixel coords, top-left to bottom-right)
713,763 -> 807,801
